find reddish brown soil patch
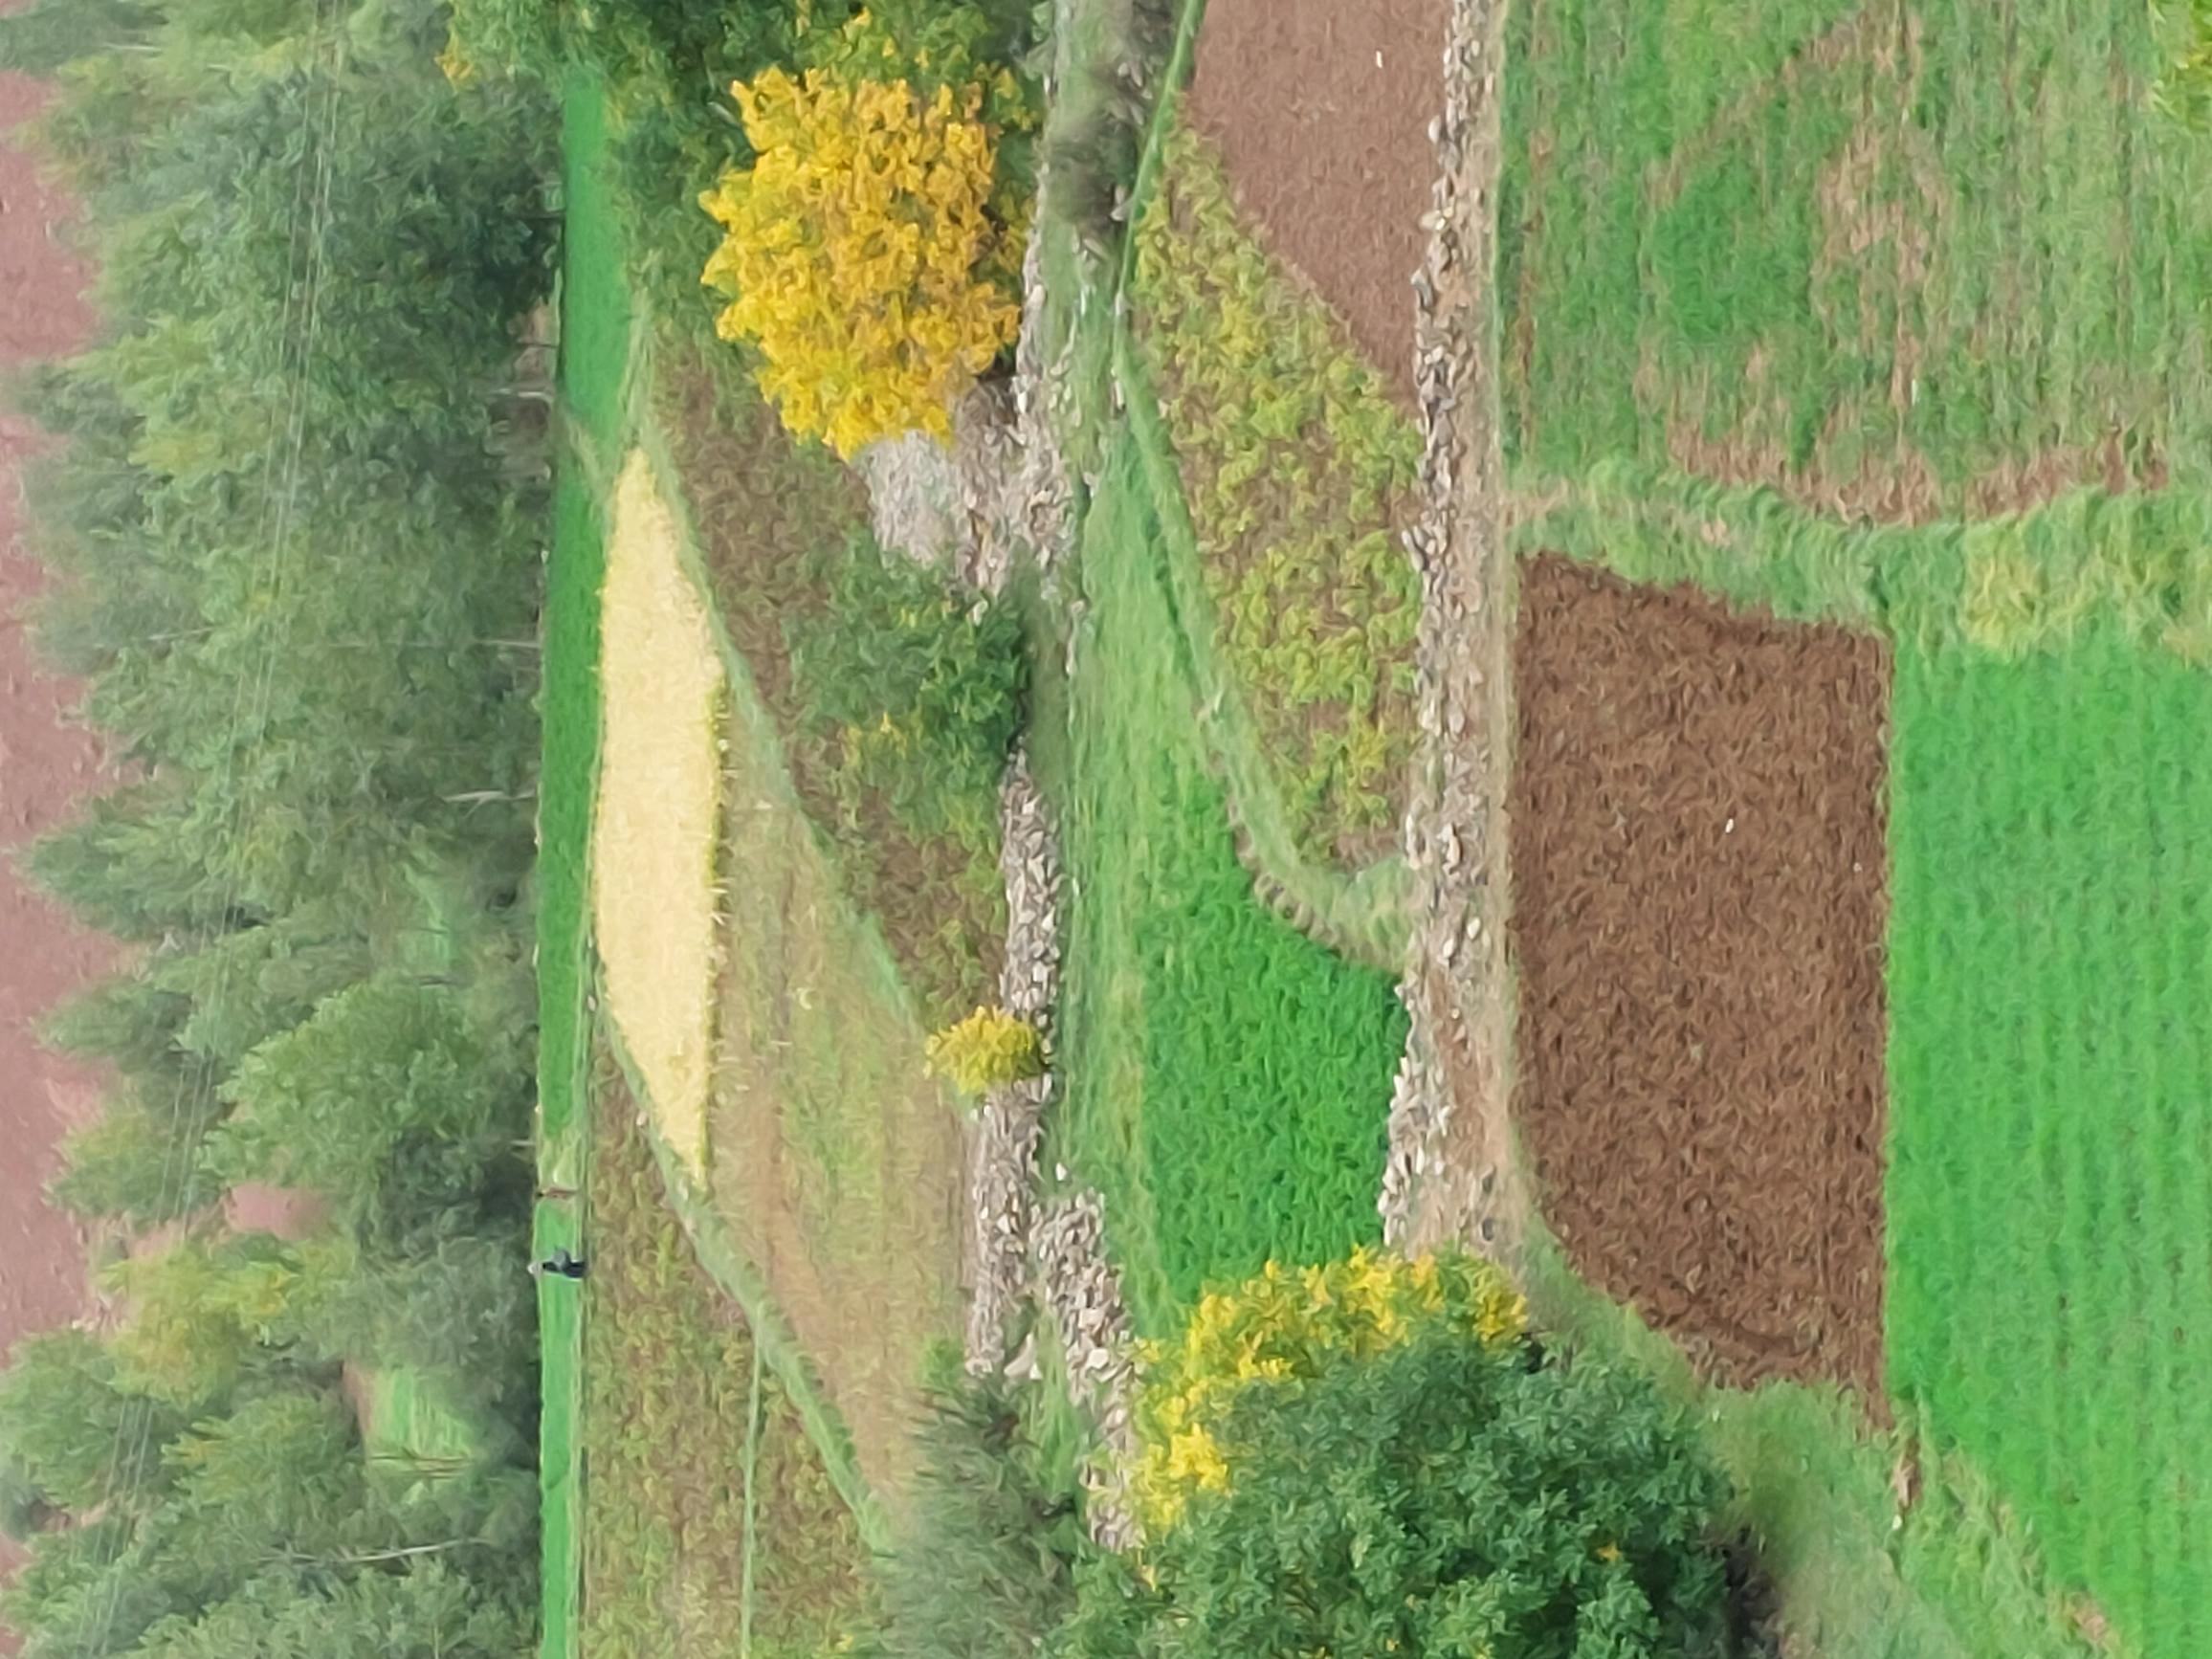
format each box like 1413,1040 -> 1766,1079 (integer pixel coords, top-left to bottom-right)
0,48 -> 108,1639
1185,0 -> 1445,407
1510,557 -> 1889,1401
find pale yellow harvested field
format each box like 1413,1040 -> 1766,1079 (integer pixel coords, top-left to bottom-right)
592,450 -> 723,1178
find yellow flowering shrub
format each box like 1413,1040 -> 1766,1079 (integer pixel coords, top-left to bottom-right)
925,1006 -> 1045,1095
699,15 -> 1034,458
1131,1248 -> 1527,1532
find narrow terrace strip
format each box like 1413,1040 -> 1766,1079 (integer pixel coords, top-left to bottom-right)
1382,0 -> 1528,1258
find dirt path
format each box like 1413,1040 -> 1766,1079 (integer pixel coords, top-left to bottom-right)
0,37 -> 108,1630
1381,0 -> 1526,1261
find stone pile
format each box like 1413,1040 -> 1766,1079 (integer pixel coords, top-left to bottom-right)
1034,1189 -> 1141,1551
1381,0 -> 1517,1255
962,751 -> 1065,1373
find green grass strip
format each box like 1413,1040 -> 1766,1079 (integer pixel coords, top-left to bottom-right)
1887,642 -> 2212,1659
538,66 -> 631,1659
1516,457 -> 2212,663
1054,430 -> 1406,1331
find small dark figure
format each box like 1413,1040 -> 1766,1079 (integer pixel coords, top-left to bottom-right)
530,1246 -> 587,1281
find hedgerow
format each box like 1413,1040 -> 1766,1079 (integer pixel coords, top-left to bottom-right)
1134,123 -> 1424,865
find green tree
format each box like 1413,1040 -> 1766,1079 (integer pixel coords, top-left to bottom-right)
0,1331 -> 183,1514
49,1095 -> 223,1228
206,976 -> 526,1234
868,1359 -> 1087,1659
1058,1329 -> 1733,1659
130,1561 -> 529,1659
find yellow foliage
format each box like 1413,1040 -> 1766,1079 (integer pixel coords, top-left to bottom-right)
593,452 -> 726,1180
924,1006 -> 1045,1095
1131,1249 -> 1528,1532
698,38 -> 1031,459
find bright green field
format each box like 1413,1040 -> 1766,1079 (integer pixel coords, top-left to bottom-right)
1887,639 -> 2212,1659
1500,0 -> 2212,500
538,68 -> 630,1659
1051,431 -> 1406,1334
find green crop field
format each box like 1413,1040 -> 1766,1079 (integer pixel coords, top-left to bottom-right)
1500,0 -> 2212,503
1052,431 -> 1406,1333
1888,640 -> 2212,1659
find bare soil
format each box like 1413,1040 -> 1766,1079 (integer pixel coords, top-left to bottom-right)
0,49 -> 106,1634
1509,557 -> 1890,1402
1185,0 -> 1447,407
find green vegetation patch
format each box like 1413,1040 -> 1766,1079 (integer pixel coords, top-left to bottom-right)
583,1036 -> 872,1659
1054,432 -> 1406,1332
653,344 -> 1007,1028
1887,640 -> 2212,1659
1501,0 -> 2212,505
1526,1242 -> 2104,1659
1133,123 -> 1423,866
630,459 -> 967,1494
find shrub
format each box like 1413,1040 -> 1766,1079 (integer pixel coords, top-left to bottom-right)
1131,1249 -> 1527,1533
1066,1322 -> 1733,1659
925,1006 -> 1046,1095
699,9 -> 1037,456
865,1357 -> 1088,1659
785,538 -> 1027,837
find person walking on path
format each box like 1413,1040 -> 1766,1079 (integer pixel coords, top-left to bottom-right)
529,1246 -> 587,1280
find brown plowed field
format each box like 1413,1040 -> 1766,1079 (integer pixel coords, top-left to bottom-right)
1510,557 -> 1890,1403
1184,0 -> 1444,405
1,39 -> 107,1643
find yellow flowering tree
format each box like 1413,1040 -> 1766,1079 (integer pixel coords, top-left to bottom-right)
1130,1248 -> 1528,1532
699,12 -> 1035,457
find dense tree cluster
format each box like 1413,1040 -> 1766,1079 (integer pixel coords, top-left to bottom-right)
0,0 -> 557,1652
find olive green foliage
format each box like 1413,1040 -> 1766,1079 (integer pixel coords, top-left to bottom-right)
1060,1329 -> 1733,1659
925,1006 -> 1047,1095
1519,460 -> 2212,666
787,539 -> 1028,840
864,1358 -> 1088,1659
586,1048 -> 872,1659
0,0 -> 556,1652
2154,0 -> 2212,126
1134,124 -> 1423,864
